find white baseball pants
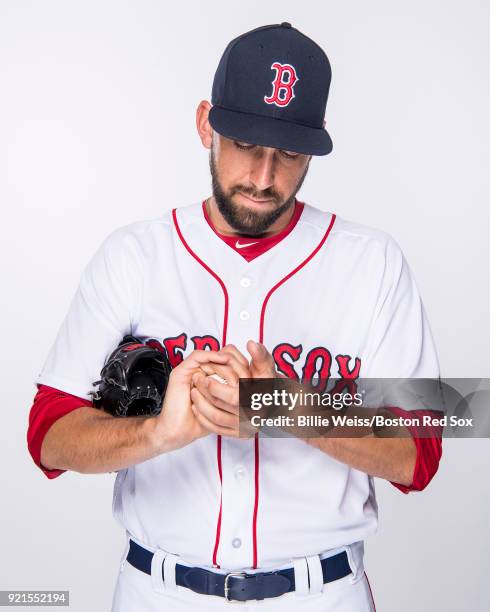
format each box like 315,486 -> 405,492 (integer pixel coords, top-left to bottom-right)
110,536 -> 376,612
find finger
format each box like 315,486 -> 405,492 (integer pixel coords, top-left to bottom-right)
173,350 -> 231,381
191,389 -> 239,435
198,362 -> 240,385
196,376 -> 240,414
191,403 -> 240,438
192,373 -> 239,415
197,349 -> 252,383
184,350 -> 230,369
191,387 -> 239,420
247,339 -> 270,363
221,344 -> 249,368
247,340 -> 276,377
191,387 -> 239,430
208,349 -> 251,379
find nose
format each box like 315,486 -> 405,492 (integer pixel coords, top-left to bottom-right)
249,148 -> 275,193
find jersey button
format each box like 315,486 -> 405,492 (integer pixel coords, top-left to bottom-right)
234,466 -> 246,480
240,277 -> 251,288
239,310 -> 250,321
232,538 -> 242,549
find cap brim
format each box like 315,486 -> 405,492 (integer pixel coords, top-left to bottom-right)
208,106 -> 333,156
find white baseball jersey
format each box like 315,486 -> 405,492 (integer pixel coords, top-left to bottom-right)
36,200 -> 440,576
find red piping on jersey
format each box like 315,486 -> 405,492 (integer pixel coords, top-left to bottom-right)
365,572 -> 377,611
172,208 -> 229,346
173,206 -> 337,570
259,213 -> 337,342
172,207 -> 228,568
252,431 -> 260,568
253,212 -> 337,569
212,435 -> 223,567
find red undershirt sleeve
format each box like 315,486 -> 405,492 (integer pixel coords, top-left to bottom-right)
383,406 -> 443,494
27,384 -> 93,479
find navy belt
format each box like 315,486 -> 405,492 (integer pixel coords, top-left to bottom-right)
126,539 -> 352,602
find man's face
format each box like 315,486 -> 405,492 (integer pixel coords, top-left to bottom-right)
209,133 -> 311,236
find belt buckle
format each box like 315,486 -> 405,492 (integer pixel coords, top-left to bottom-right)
224,571 -> 247,603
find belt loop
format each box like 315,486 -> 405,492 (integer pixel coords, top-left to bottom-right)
344,541 -> 365,584
150,549 -> 167,593
305,555 -> 324,595
119,532 -> 131,573
162,552 -> 179,592
292,557 -> 309,597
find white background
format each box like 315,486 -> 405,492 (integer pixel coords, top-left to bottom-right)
1,1 -> 489,610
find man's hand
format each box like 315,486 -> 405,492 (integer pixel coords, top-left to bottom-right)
190,341 -> 285,438
190,344 -> 257,438
151,350 -> 241,452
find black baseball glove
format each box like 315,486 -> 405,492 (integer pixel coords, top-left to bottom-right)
91,335 -> 172,417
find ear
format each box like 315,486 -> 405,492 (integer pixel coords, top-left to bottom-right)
196,100 -> 213,149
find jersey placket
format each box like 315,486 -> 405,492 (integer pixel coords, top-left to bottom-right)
212,266 -> 261,570
172,202 -> 336,571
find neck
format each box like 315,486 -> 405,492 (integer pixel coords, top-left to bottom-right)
205,196 -> 296,237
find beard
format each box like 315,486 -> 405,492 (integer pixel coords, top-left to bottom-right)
209,146 -> 309,236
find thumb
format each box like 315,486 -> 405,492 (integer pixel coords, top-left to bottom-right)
247,340 -> 276,377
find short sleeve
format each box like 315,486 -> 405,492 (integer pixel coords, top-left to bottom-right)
361,237 -> 443,493
362,236 -> 440,379
35,226 -> 143,399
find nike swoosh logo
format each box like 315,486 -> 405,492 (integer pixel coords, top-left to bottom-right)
235,240 -> 259,249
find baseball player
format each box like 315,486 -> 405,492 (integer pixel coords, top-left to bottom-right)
27,23 -> 443,611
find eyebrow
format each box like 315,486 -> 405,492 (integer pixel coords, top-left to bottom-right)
233,140 -> 300,155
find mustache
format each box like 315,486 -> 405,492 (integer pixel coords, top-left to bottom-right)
231,186 -> 281,202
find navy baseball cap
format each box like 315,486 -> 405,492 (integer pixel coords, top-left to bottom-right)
208,23 -> 333,156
